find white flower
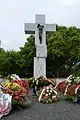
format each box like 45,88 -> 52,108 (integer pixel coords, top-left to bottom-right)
11,76 -> 16,80
16,75 -> 21,80
36,80 -> 38,85
46,94 -> 48,96
47,90 -> 49,92
49,92 -> 51,95
77,77 -> 80,79
33,80 -> 34,83
50,90 -> 52,93
46,87 -> 49,90
44,76 -> 47,80
30,78 -> 32,80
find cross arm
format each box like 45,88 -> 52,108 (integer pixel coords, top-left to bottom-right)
45,24 -> 56,32
24,23 -> 36,34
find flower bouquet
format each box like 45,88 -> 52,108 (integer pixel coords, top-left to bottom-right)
37,76 -> 55,88
7,74 -> 30,91
10,80 -> 29,91
37,85 -> 57,104
8,74 -> 21,81
29,76 -> 55,90
12,88 -> 30,107
3,81 -> 30,108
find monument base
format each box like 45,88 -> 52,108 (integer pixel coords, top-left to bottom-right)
34,57 -> 46,78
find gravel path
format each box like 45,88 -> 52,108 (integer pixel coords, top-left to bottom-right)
2,90 -> 80,120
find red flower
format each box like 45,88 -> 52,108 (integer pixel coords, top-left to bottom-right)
8,89 -> 12,94
8,86 -> 11,89
22,88 -> 28,95
11,81 -> 14,84
14,96 -> 19,100
50,99 -> 52,103
21,99 -> 24,102
44,96 -> 48,100
14,91 -> 19,96
20,93 -> 24,97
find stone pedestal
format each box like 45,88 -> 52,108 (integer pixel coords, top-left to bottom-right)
34,57 -> 46,77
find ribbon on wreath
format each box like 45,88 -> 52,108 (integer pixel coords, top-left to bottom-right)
38,85 -> 57,102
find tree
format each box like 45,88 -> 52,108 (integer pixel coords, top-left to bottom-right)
19,35 -> 35,77
0,25 -> 80,77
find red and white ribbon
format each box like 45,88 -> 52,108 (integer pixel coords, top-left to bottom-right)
64,83 -> 71,95
38,87 -> 46,102
38,86 -> 57,102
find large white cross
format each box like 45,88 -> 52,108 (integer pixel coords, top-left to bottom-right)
24,14 -> 56,77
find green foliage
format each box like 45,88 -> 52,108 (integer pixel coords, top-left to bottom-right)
47,25 -> 80,77
0,25 -> 80,77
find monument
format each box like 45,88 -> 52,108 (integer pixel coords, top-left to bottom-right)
24,14 -> 56,77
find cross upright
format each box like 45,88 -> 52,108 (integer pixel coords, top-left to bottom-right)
24,14 -> 56,77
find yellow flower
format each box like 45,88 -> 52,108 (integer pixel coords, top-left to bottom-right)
4,82 -> 20,89
4,82 -> 11,88
13,83 -> 20,88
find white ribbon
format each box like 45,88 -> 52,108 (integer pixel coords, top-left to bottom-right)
64,83 -> 71,95
74,85 -> 80,94
38,87 -> 46,102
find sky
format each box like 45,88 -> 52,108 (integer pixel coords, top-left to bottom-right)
0,0 -> 80,51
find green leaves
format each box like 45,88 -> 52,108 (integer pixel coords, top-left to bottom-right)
0,25 -> 80,77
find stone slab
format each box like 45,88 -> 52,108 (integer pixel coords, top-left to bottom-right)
36,45 -> 47,57
34,57 -> 46,77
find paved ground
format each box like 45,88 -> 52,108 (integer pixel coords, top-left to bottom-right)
2,89 -> 80,120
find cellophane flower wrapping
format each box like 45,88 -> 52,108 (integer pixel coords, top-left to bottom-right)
0,85 -> 12,119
